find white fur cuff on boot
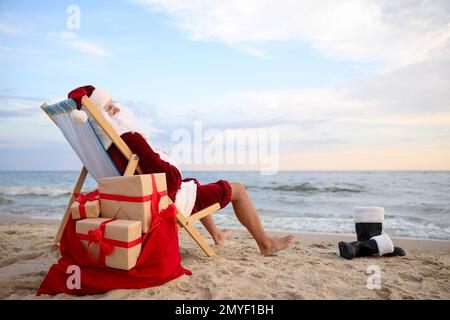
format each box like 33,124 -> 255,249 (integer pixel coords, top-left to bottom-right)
371,234 -> 394,255
353,207 -> 385,223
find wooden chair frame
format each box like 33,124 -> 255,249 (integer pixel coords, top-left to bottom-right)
42,95 -> 219,257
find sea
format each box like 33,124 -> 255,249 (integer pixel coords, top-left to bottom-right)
0,171 -> 449,240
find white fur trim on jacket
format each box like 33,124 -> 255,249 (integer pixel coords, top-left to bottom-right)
353,207 -> 385,223
175,180 -> 197,217
371,234 -> 394,255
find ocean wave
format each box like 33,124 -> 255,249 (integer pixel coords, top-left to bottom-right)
248,183 -> 363,194
0,186 -> 71,197
214,210 -> 450,240
0,197 -> 14,205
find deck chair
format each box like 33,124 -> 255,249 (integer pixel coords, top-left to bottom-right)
41,95 -> 220,257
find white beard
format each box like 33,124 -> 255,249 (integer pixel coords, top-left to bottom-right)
102,104 -> 147,139
102,104 -> 181,173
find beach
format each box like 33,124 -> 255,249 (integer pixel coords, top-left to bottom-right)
1,217 -> 449,300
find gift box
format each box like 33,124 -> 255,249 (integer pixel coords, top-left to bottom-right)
70,190 -> 101,220
76,218 -> 142,270
98,173 -> 169,233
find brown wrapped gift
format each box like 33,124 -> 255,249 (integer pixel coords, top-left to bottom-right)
98,173 -> 169,233
75,218 -> 142,271
70,190 -> 101,220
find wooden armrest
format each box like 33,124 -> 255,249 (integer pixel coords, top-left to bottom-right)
186,203 -> 221,223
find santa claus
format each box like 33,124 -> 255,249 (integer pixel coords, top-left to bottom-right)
68,85 -> 294,255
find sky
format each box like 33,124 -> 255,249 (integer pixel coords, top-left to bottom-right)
1,0 -> 450,171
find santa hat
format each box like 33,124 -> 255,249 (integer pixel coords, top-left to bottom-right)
70,87 -> 112,124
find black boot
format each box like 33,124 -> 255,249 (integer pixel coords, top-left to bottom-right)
339,240 -> 378,260
383,247 -> 406,257
354,207 -> 384,241
355,222 -> 382,241
339,234 -> 395,260
353,207 -> 405,257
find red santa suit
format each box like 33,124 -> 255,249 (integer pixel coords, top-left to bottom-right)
67,85 -> 232,215
108,132 -> 232,214
36,86 -> 231,296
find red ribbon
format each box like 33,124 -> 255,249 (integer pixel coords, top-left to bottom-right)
87,228 -> 114,264
77,219 -> 142,266
94,175 -> 170,247
99,175 -> 167,202
150,175 -> 162,223
98,191 -> 167,202
99,175 -> 167,226
98,190 -> 167,202
74,190 -> 99,219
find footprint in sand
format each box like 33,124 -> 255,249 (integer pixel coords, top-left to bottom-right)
375,287 -> 392,299
422,259 -> 444,267
310,243 -> 333,249
250,271 -> 265,279
307,260 -> 321,266
342,263 -> 356,270
198,287 -> 213,299
217,268 -> 233,276
0,251 -> 44,268
398,272 -> 423,282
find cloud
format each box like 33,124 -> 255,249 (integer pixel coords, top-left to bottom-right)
158,88 -> 364,128
139,72 -> 450,164
0,140 -> 46,149
113,1 -> 450,169
0,45 -> 44,55
49,31 -> 111,58
0,92 -> 47,102
0,107 -> 41,119
343,55 -> 450,114
0,110 -> 25,118
134,0 -> 450,68
0,90 -> 48,120
280,144 -> 450,170
0,22 -> 20,35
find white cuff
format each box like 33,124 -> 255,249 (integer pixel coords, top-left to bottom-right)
353,207 -> 384,223
174,180 -> 197,217
371,234 -> 394,255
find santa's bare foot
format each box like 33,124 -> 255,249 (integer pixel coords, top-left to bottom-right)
259,235 -> 295,256
212,229 -> 233,246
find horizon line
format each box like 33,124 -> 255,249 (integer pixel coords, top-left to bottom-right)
0,169 -> 449,172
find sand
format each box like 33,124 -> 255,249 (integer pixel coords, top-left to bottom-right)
0,217 -> 449,300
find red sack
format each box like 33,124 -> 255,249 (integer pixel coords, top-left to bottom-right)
37,193 -> 191,296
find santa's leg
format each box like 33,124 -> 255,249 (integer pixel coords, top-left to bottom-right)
199,215 -> 232,246
229,182 -> 294,256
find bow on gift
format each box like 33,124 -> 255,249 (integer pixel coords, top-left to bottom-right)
87,225 -> 114,265
74,190 -> 99,219
150,175 -> 162,220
